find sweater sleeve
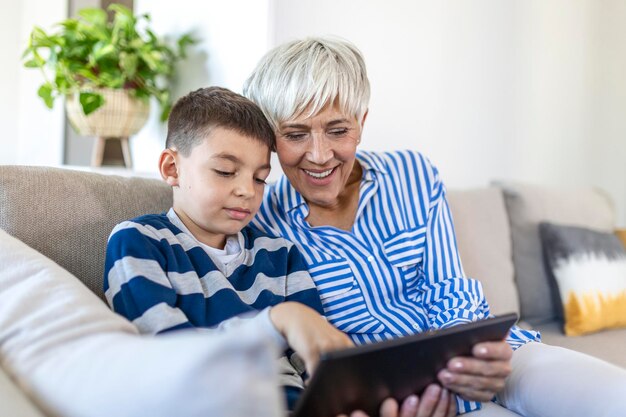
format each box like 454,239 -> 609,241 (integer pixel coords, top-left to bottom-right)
284,243 -> 324,315
103,221 -> 194,334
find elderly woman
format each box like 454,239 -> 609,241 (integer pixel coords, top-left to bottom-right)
244,37 -> 626,417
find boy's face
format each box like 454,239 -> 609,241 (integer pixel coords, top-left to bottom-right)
170,127 -> 271,248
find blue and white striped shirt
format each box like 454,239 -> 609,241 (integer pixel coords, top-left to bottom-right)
104,210 -> 323,399
251,150 -> 541,414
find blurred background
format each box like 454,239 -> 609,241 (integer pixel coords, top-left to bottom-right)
1,0 -> 625,225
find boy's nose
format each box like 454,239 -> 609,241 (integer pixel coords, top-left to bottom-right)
234,178 -> 255,198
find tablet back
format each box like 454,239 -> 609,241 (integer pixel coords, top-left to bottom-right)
293,313 -> 518,417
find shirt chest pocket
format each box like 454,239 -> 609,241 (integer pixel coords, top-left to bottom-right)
382,226 -> 428,270
308,258 -> 387,334
308,259 -> 355,300
381,226 -> 428,302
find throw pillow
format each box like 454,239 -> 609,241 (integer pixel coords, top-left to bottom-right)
496,182 -> 615,325
539,222 -> 626,336
616,229 -> 626,249
0,229 -> 282,417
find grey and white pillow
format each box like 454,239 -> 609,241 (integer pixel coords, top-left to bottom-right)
539,222 -> 626,336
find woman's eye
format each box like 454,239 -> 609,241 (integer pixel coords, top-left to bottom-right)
328,128 -> 349,136
283,132 -> 307,140
255,177 -> 267,185
214,170 -> 234,177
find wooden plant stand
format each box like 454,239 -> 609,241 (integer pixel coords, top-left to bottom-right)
91,136 -> 132,168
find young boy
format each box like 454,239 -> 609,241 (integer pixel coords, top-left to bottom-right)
103,87 -> 352,410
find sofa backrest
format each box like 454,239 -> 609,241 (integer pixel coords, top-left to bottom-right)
447,187 -> 519,316
0,166 -> 172,300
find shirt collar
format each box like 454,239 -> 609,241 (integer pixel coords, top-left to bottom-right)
275,150 -> 388,213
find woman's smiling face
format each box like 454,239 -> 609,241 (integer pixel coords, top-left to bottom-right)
275,103 -> 365,209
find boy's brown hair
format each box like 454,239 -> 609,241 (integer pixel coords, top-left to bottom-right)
165,86 -> 275,156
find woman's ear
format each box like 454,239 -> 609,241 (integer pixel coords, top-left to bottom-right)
360,109 -> 369,128
159,149 -> 180,187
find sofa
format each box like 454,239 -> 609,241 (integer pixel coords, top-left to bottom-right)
1,165 -> 624,416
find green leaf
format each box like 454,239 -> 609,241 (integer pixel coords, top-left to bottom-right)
93,42 -> 116,61
107,4 -> 133,18
79,91 -> 105,115
23,58 -> 43,68
30,27 -> 49,44
119,52 -> 138,77
37,84 -> 55,108
177,33 -> 196,58
78,8 -> 107,27
159,103 -> 171,122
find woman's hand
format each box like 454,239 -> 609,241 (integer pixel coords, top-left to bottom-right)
339,384 -> 456,417
269,302 -> 353,376
437,340 -> 513,402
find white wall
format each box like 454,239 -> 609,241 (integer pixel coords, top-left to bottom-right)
6,1 -> 624,224
14,0 -> 67,166
0,1 -> 22,164
0,0 -> 66,166
132,0 -> 271,175
269,0 -> 626,225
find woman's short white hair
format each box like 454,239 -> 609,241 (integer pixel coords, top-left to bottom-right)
243,36 -> 370,131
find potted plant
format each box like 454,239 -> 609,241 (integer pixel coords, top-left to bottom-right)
22,4 -> 195,141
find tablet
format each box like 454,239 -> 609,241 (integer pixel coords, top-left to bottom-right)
292,313 -> 518,417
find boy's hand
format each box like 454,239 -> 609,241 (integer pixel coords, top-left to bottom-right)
270,302 -> 353,375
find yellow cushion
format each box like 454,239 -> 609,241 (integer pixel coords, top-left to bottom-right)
616,229 -> 626,249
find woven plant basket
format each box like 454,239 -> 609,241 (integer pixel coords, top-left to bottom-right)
66,88 -> 150,137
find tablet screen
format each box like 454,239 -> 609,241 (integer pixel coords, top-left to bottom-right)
293,313 -> 518,417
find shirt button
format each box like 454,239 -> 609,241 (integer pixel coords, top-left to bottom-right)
385,298 -> 391,304
412,323 -> 420,330
367,256 -> 374,262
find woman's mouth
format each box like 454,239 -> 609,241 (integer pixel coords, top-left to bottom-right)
303,168 -> 334,178
302,167 -> 337,185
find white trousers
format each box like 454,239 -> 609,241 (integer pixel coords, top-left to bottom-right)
469,342 -> 626,416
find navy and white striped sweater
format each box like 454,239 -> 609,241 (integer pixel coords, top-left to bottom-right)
104,212 -> 323,401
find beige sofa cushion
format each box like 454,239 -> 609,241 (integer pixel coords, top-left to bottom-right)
498,182 -> 615,325
535,322 -> 626,368
447,187 -> 519,316
0,166 -> 172,299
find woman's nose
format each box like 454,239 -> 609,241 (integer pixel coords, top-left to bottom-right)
307,135 -> 333,165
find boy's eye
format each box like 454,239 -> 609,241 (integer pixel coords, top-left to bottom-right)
255,177 -> 267,185
214,169 -> 234,177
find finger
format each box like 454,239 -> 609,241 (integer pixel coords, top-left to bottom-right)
439,369 -> 506,394
348,412 -> 368,417
416,384 -> 440,417
398,395 -> 418,417
472,341 -> 513,360
304,355 -> 319,379
443,384 -> 496,402
432,388 -> 450,417
379,398 -> 399,417
446,357 -> 511,378
446,391 -> 457,417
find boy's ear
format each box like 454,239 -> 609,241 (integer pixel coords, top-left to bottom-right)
159,149 -> 180,187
